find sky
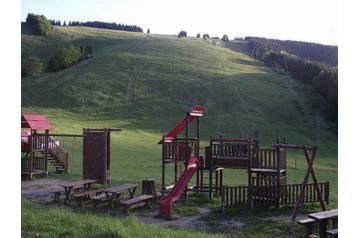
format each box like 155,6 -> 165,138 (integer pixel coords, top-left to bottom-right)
21,0 -> 339,45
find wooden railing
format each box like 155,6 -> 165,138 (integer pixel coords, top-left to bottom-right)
251,147 -> 286,170
210,138 -> 253,158
46,136 -> 68,170
24,135 -> 68,171
221,181 -> 329,212
211,142 -> 250,158
163,138 -> 198,162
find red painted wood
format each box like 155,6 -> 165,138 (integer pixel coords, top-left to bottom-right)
21,114 -> 52,130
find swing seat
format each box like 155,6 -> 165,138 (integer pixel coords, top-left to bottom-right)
250,168 -> 286,174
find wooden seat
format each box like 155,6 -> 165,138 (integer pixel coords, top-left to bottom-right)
71,189 -> 103,207
297,218 -> 317,237
53,184 -> 84,203
326,228 -> 338,237
53,189 -> 63,202
250,168 -> 286,174
71,188 -> 103,198
91,193 -> 108,208
119,195 -> 153,214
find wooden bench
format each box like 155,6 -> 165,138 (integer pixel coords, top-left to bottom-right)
53,185 -> 85,203
326,228 -> 338,237
71,188 -> 104,207
53,189 -> 63,202
297,218 -> 317,237
119,195 -> 153,214
91,193 -> 109,208
308,209 -> 338,238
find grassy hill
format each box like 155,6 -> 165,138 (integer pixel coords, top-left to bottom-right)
21,24 -> 338,237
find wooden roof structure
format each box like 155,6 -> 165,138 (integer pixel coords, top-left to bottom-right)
21,114 -> 52,131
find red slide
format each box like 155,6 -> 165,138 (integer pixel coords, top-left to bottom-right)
164,106 -> 206,141
159,156 -> 199,217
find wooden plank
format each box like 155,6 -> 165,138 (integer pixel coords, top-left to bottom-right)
308,209 -> 338,220
119,195 -> 153,214
71,188 -> 103,198
326,228 -> 338,236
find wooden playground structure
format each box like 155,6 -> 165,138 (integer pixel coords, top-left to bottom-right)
21,114 -> 120,186
159,106 -> 330,218
21,114 -> 70,178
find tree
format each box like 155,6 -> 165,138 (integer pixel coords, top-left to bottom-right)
147,28 -> 150,34
178,31 -> 187,38
23,56 -> 43,77
222,34 -> 229,42
25,13 -> 54,36
203,34 -> 210,40
196,33 -> 201,38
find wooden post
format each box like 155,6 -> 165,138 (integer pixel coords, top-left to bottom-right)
106,128 -> 111,187
248,138 -> 253,209
45,130 -> 49,176
276,138 -> 281,207
289,145 -> 325,229
303,146 -> 326,211
29,134 -> 33,179
161,135 -> 165,196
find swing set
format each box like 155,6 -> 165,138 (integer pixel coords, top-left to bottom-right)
272,143 -> 327,228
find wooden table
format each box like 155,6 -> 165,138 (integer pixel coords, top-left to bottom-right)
59,179 -> 97,204
308,209 -> 338,238
103,183 -> 138,209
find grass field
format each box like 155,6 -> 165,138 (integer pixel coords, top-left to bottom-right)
21,25 -> 338,237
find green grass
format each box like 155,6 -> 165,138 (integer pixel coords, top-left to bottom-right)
21,198 -> 222,238
21,25 -> 338,237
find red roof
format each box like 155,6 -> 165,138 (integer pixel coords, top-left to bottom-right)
21,114 -> 52,130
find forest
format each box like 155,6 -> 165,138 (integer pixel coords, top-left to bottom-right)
51,19 -> 143,33
246,37 -> 338,126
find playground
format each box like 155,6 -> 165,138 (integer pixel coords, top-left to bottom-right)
21,108 -> 338,237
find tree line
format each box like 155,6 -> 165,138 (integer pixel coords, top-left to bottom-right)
247,37 -> 338,126
26,13 -> 144,35
246,36 -> 337,66
51,20 -> 143,33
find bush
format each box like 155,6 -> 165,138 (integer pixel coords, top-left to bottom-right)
48,46 -> 93,72
22,56 -> 43,77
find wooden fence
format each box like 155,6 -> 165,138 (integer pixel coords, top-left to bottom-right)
21,156 -> 47,172
221,181 -> 329,212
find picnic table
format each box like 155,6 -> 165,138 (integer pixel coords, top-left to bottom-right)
308,209 -> 338,238
58,179 -> 98,204
102,183 -> 138,209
